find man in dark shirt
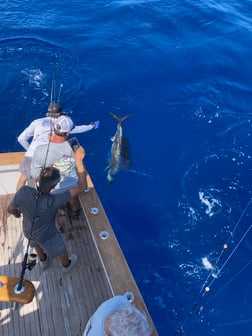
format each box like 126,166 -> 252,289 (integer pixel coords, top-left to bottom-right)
7,146 -> 87,273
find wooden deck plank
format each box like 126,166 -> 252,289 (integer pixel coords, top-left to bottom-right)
0,152 -> 158,336
0,201 -> 113,336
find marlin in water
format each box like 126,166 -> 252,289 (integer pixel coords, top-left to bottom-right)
107,112 -> 131,182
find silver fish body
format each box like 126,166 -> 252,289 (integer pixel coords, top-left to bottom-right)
107,112 -> 130,182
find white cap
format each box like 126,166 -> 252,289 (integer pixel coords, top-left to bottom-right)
54,115 -> 74,134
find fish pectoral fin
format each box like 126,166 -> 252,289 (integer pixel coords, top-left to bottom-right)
110,136 -> 115,141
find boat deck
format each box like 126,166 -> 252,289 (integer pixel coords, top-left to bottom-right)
0,153 -> 158,336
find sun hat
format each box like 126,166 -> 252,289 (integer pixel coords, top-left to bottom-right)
54,115 -> 74,134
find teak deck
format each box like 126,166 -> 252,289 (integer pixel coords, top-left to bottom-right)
0,152 -> 158,336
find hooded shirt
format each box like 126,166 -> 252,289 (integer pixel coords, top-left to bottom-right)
83,295 -> 130,336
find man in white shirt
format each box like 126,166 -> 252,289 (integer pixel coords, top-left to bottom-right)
30,115 -> 86,223
16,102 -> 99,190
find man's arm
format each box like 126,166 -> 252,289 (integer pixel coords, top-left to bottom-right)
17,120 -> 37,150
69,146 -> 88,197
7,191 -> 22,218
70,124 -> 93,134
70,121 -> 100,134
17,129 -> 31,151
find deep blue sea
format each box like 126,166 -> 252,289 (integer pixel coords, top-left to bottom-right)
1,1 -> 252,335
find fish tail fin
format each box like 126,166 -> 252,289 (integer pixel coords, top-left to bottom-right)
109,112 -> 130,125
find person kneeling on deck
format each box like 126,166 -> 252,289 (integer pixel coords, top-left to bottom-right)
7,146 -> 87,273
83,295 -> 153,336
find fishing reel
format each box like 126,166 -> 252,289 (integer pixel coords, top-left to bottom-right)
0,253 -> 37,304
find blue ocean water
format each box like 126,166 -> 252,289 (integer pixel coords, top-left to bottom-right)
1,1 -> 252,335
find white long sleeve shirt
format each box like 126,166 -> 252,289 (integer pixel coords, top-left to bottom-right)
18,117 -> 93,157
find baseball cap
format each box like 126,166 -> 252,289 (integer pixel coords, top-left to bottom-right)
47,102 -> 62,116
54,115 -> 74,134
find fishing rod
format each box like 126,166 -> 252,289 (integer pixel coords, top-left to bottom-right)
0,186 -> 37,304
0,59 -> 63,305
0,126 -> 55,305
50,54 -> 65,106
50,58 -> 58,105
57,83 -> 63,103
15,192 -> 42,292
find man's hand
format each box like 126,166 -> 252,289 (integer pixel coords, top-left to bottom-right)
7,205 -> 22,218
73,146 -> 87,188
91,121 -> 100,129
70,146 -> 88,193
73,146 -> 85,164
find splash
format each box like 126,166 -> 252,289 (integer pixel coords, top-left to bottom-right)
199,191 -> 221,217
201,257 -> 214,271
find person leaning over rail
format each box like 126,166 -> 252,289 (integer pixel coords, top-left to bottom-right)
7,146 -> 87,273
30,114 -> 85,225
16,102 -> 100,190
83,295 -> 153,336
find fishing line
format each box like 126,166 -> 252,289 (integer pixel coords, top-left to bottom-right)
50,57 -> 59,104
50,55 -> 65,107
6,59 -> 61,294
205,259 -> 252,306
44,57 -> 64,167
226,197 -> 252,241
2,54 -> 74,304
57,83 -> 63,103
13,114 -> 55,293
182,259 -> 252,327
217,317 -> 252,329
199,197 -> 252,297
201,224 -> 252,296
174,197 -> 252,335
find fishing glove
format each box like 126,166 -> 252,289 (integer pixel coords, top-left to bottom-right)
92,121 -> 100,129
